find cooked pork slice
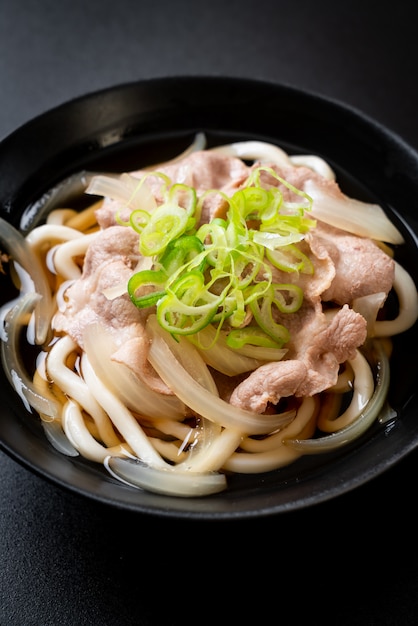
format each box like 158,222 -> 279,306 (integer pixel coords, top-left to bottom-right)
307,221 -> 395,304
229,304 -> 367,413
52,225 -> 171,394
95,150 -> 250,229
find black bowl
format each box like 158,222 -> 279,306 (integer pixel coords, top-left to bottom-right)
1,76 -> 417,519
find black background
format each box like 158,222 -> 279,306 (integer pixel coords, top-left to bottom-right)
1,1 -> 418,624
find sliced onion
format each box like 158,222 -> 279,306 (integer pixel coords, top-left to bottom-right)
186,324 -> 273,376
284,340 -> 390,453
41,418 -> 79,457
176,427 -> 243,474
352,292 -> 388,336
304,180 -> 405,244
0,217 -> 52,344
86,174 -> 157,213
146,317 -> 295,435
104,456 -> 227,497
82,323 -> 186,418
79,353 -> 167,467
1,292 -> 60,418
151,326 -> 219,395
145,319 -> 243,472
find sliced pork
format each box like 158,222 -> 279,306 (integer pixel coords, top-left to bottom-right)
95,150 -> 250,229
52,225 -> 171,394
53,149 -> 395,413
229,304 -> 367,413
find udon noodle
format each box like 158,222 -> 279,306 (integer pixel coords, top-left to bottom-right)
1,136 -> 417,497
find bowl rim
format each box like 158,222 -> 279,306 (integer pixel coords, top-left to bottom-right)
1,75 -> 418,519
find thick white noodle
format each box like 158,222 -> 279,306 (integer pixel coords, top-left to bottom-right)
374,261 -> 418,336
62,399 -> 130,462
317,350 -> 374,432
285,340 -> 390,453
80,353 -> 167,468
46,335 -> 122,447
223,397 -> 316,472
51,232 -> 99,279
26,223 -> 84,249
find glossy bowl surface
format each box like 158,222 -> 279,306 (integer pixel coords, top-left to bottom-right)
1,76 -> 417,519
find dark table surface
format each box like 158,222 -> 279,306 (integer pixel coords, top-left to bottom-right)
1,1 -> 418,624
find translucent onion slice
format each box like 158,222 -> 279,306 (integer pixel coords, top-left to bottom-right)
284,340 -> 390,453
352,292 -> 387,337
85,173 -> 157,213
1,292 -> 60,418
176,427 -> 243,474
0,217 -> 52,344
146,317 -> 295,435
304,180 -> 404,244
41,418 -> 79,457
82,323 -> 186,419
104,456 -> 227,497
186,324 -> 279,376
145,318 -> 242,472
151,322 -> 219,395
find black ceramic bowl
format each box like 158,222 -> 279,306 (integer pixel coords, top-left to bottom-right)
1,76 -> 417,519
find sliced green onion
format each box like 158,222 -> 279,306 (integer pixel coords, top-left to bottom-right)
147,316 -> 295,435
139,203 -> 191,256
226,326 -> 283,349
266,244 -> 314,274
119,165 -> 317,345
249,285 -> 292,345
128,269 -> 167,308
159,235 -> 205,275
156,271 -> 220,335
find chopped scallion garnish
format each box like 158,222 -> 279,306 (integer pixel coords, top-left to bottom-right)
126,167 -> 316,345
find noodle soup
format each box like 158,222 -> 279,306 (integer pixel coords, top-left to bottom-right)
1,136 -> 417,498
